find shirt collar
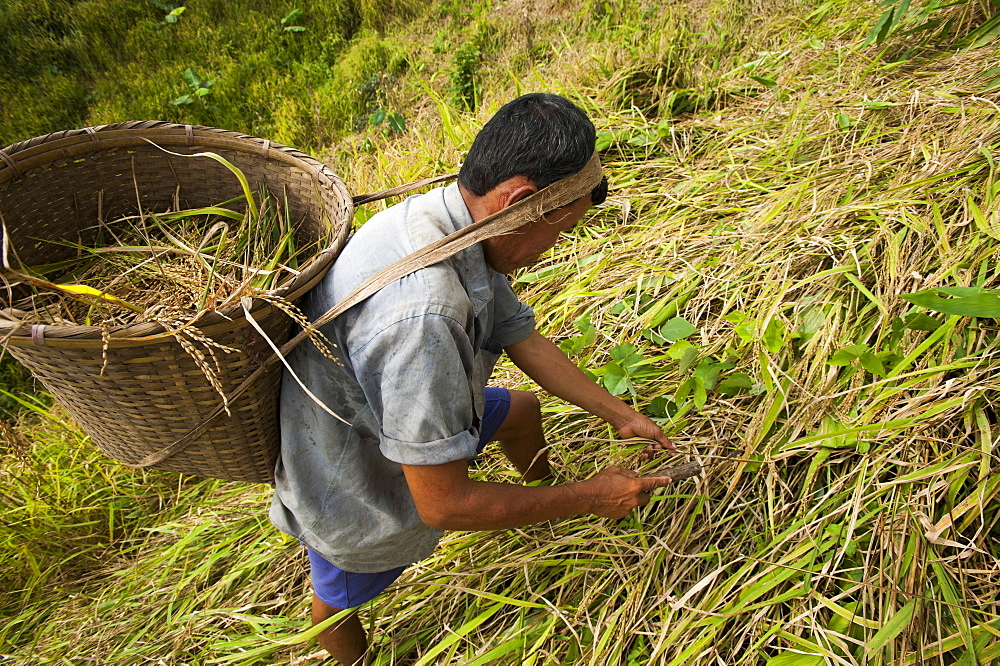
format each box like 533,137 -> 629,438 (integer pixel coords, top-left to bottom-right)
442,182 -> 493,314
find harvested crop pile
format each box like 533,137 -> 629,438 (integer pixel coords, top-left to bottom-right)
2,188 -> 315,330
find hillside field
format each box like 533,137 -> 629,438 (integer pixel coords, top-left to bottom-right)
3,0 -> 1000,663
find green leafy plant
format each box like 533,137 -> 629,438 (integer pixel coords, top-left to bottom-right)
559,315 -> 597,362
595,343 -> 651,396
716,371 -> 754,396
644,315 -> 698,345
723,311 -> 787,354
368,109 -> 407,134
887,312 -> 942,349
280,8 -> 306,33
827,343 -> 887,377
149,0 -> 185,26
450,40 -> 481,111
171,67 -> 214,106
789,306 -> 827,349
676,356 -> 738,408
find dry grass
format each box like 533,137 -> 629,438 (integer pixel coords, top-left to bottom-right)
4,191 -> 315,329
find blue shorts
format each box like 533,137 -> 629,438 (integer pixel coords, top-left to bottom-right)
475,386 -> 511,455
308,386 -> 512,609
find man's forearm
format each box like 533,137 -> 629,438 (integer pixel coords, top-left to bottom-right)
421,479 -> 590,531
401,459 -> 668,529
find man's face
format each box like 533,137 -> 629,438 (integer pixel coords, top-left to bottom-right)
482,196 -> 591,274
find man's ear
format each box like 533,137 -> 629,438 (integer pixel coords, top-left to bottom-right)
496,176 -> 538,209
468,176 -> 540,219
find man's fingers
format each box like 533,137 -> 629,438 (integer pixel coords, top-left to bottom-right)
638,475 -> 673,491
639,441 -> 674,461
652,435 -> 676,450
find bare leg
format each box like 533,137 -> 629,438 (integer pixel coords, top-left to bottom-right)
494,390 -> 551,483
312,593 -> 367,665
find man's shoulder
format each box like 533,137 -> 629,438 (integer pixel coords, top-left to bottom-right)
359,183 -> 465,247
334,186 -> 461,277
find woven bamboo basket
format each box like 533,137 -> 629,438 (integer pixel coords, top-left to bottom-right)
0,122 -> 353,483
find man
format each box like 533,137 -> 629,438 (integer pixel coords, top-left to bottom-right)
270,93 -> 674,665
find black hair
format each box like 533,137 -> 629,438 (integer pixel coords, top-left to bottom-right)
458,93 -> 596,197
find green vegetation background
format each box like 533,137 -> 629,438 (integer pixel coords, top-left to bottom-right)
4,0 -> 1000,664
0,0 -> 416,150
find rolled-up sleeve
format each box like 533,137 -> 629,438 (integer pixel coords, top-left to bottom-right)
351,310 -> 481,465
491,273 -> 535,347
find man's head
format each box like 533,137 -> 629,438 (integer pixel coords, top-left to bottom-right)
459,93 -> 604,274
459,93 -> 596,196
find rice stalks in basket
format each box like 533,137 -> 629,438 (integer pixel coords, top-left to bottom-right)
0,160 -> 337,411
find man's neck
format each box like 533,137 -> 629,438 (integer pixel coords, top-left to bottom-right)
457,182 -> 491,224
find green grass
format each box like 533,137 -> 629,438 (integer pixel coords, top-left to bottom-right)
3,0 -> 1000,663
0,355 -> 44,422
0,0 -> 415,150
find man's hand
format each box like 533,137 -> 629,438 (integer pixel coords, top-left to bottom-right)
578,466 -> 673,520
614,413 -> 676,460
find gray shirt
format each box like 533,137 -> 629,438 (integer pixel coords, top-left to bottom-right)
269,183 -> 536,572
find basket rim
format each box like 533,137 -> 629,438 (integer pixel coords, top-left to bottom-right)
0,122 -> 353,346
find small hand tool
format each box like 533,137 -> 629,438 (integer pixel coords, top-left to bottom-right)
645,459 -> 704,481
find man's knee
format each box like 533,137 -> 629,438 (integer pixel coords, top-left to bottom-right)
495,390 -> 541,442
508,390 -> 541,426
510,389 -> 540,413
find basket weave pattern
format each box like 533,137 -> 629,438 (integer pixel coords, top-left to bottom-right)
0,122 -> 353,483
